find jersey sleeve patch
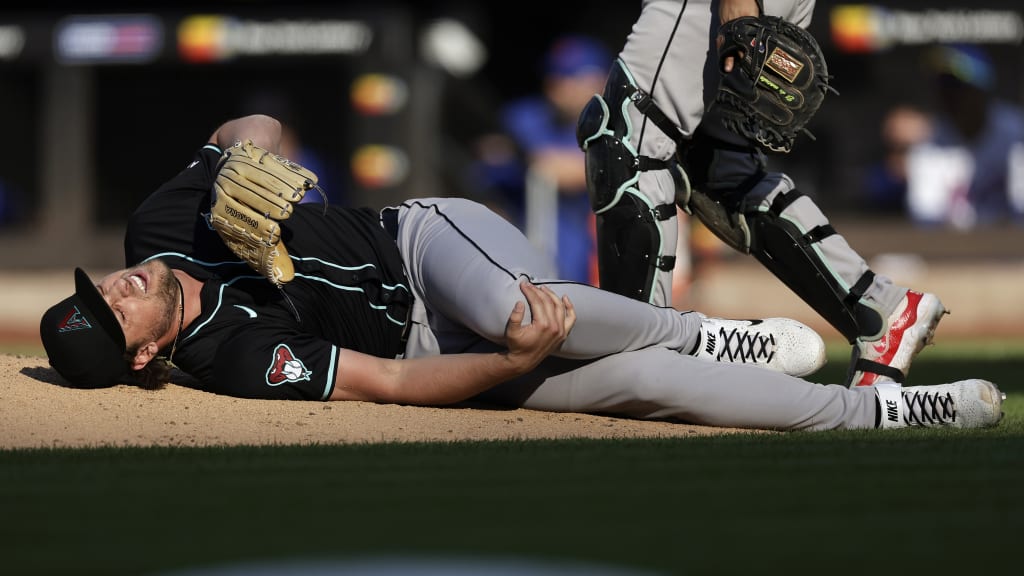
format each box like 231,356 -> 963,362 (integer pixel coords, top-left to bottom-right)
212,327 -> 338,401
267,343 -> 313,385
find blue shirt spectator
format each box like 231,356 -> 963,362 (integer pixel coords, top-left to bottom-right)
487,35 -> 612,283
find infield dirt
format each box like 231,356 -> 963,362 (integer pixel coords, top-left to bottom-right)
0,354 -> 748,449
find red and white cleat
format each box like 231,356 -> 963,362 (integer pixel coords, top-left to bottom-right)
847,290 -> 947,387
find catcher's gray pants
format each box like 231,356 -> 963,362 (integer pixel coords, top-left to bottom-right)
619,0 -> 907,325
389,197 -> 878,431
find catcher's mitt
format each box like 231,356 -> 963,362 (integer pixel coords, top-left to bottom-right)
714,15 -> 836,153
210,140 -> 319,286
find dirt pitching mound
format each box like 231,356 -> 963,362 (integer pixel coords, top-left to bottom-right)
1,354 -> 750,449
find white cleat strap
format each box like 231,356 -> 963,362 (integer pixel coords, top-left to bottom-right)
875,383 -> 905,429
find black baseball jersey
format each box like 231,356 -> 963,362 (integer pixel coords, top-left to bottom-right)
124,144 -> 412,400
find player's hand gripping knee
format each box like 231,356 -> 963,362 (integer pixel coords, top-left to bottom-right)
504,282 -> 576,372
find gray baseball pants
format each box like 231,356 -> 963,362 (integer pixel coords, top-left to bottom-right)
389,197 -> 878,431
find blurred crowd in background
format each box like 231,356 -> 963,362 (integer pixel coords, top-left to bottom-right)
0,0 -> 1022,293
865,44 -> 1024,229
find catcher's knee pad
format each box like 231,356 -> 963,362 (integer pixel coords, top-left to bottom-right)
578,59 -> 686,211
576,59 -> 685,302
743,180 -> 882,341
577,59 -> 638,214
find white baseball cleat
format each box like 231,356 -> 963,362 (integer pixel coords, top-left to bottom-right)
875,379 -> 1005,429
692,316 -> 826,377
847,290 -> 947,388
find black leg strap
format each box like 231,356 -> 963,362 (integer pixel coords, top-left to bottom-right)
855,358 -> 905,383
801,224 -> 835,244
601,202 -> 676,225
844,270 -> 875,308
767,190 -> 835,245
654,255 -> 676,271
652,203 -> 676,221
631,90 -> 686,147
768,189 -> 804,216
637,156 -> 671,171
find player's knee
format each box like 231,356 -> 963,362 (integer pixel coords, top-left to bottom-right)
472,277 -> 537,340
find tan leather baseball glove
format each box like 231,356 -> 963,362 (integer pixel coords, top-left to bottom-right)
210,140 -> 319,286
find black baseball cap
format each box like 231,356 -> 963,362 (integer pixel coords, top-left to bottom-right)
39,268 -> 131,389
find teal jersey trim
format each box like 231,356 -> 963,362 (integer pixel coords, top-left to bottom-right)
293,272 -> 408,326
185,275 -> 264,340
322,345 -> 339,401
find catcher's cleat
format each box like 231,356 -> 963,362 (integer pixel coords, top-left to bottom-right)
875,380 -> 1005,429
847,291 -> 947,387
691,316 -> 826,377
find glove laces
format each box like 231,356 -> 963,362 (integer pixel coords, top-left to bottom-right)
903,389 -> 957,426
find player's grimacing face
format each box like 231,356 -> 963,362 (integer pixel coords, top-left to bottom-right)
95,260 -> 178,349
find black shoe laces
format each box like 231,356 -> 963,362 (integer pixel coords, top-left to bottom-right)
716,326 -> 776,364
903,389 -> 956,426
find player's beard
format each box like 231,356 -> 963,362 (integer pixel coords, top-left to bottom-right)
137,259 -> 181,348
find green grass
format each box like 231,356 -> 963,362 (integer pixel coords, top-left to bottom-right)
2,340 -> 1024,575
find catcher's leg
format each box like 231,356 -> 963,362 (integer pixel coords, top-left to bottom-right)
681,131 -> 944,386
577,59 -> 686,306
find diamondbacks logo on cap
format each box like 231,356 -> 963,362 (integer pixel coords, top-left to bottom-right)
57,306 -> 92,333
266,344 -> 312,386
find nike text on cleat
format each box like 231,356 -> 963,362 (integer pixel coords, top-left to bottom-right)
847,290 -> 947,387
874,379 -> 1004,429
691,316 -> 826,377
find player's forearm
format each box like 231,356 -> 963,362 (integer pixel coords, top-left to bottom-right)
390,352 -> 532,405
209,114 -> 283,152
332,283 -> 571,404
330,350 -> 532,405
720,0 -> 761,23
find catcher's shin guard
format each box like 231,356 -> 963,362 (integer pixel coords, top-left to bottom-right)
681,129 -> 883,342
576,58 -> 684,303
593,193 -> 677,301
743,179 -> 883,342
